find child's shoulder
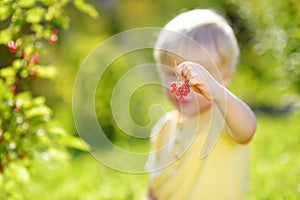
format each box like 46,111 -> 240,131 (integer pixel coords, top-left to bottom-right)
150,110 -> 179,139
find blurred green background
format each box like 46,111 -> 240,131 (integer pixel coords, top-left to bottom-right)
2,0 -> 300,199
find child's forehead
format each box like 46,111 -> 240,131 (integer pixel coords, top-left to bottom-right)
158,52 -> 186,68
157,50 -> 229,80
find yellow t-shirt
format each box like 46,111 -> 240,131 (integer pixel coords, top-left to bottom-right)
145,107 -> 250,200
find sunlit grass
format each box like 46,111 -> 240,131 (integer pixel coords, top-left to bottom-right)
31,113 -> 299,199
247,112 -> 300,199
31,153 -> 148,200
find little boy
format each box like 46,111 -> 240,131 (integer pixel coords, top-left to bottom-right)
145,9 -> 256,199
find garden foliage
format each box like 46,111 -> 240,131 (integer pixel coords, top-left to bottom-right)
0,0 -> 98,198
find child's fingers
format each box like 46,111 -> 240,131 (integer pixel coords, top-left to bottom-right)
189,75 -> 203,85
176,61 -> 205,80
189,77 -> 203,93
175,61 -> 193,78
189,76 -> 212,100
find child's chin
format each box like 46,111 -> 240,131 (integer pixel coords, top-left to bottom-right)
178,105 -> 200,116
178,101 -> 211,116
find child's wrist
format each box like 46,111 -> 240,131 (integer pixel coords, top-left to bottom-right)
211,83 -> 227,104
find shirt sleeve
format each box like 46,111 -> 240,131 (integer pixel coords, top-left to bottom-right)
144,112 -> 174,172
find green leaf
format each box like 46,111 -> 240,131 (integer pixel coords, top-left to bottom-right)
47,148 -> 69,161
60,136 -> 89,151
0,4 -> 12,21
11,7 -> 26,26
73,0 -> 99,18
30,24 -> 44,38
48,126 -> 67,136
26,7 -> 45,23
12,59 -> 24,70
44,5 -> 56,21
0,67 -> 16,78
0,28 -> 12,44
17,0 -> 36,8
39,0 -> 67,6
48,126 -> 89,151
53,13 -> 70,29
26,105 -> 52,118
20,69 -> 29,78
33,96 -> 46,106
16,92 -> 33,108
36,65 -> 56,79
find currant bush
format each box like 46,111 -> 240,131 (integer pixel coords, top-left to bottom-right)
0,0 -> 98,198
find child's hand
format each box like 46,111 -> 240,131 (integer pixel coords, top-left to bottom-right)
176,61 -> 256,144
175,61 -> 223,101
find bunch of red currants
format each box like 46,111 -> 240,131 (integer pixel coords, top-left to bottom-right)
170,79 -> 190,101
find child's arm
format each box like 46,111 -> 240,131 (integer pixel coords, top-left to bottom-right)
176,61 -> 256,144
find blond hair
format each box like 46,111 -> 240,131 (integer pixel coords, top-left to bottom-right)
154,9 -> 239,79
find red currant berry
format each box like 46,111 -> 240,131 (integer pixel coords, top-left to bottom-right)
10,85 -> 17,94
49,34 -> 58,44
52,28 -> 59,35
29,53 -> 40,65
178,96 -> 184,101
171,82 -> 177,88
171,87 -> 177,93
7,41 -> 18,53
29,69 -> 38,77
